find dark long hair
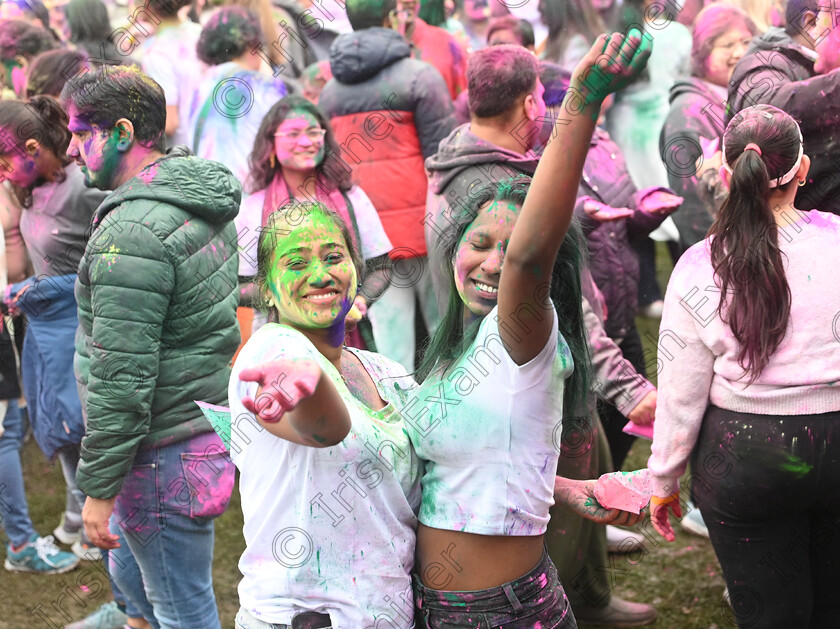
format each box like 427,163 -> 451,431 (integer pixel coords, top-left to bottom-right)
709,105 -> 802,381
417,176 -> 592,414
540,0 -> 605,64
0,96 -> 72,207
247,95 -> 352,195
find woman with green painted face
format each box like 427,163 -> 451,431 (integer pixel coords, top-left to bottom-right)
227,201 -> 421,628
405,33 -> 652,627
238,95 -> 393,348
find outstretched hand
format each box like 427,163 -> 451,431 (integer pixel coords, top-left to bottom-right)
583,199 -> 635,222
570,29 -> 653,108
555,477 -> 646,527
650,493 -> 683,542
239,359 -> 322,424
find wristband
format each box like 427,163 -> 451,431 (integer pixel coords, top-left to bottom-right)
650,492 -> 680,507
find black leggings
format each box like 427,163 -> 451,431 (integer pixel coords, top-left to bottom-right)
690,406 -> 840,629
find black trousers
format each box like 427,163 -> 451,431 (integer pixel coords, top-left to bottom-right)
690,405 -> 840,629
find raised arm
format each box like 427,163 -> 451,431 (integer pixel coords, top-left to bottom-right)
499,31 -> 652,364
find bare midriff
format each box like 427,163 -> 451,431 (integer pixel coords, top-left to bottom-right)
416,523 -> 545,591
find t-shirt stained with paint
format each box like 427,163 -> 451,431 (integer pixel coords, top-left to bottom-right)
190,63 -> 287,186
19,164 -> 107,277
139,21 -> 206,149
406,305 -> 573,535
229,324 -> 422,628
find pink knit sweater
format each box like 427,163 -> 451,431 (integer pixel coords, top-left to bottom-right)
648,209 -> 840,496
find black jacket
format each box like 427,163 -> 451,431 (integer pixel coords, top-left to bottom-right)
728,28 -> 840,213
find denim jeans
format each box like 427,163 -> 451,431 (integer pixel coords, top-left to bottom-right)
413,551 -> 577,628
0,400 -> 36,547
111,431 -> 235,629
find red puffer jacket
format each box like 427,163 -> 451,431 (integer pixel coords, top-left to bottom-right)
320,27 -> 456,258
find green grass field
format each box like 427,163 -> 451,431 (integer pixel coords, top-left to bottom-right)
1,245 -> 734,629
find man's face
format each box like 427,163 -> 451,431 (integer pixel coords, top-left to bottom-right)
814,10 -> 840,74
66,104 -> 122,190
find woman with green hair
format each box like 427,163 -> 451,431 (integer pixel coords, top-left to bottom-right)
408,31 -> 651,627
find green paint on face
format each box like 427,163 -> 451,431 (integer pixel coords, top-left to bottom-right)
266,209 -> 358,333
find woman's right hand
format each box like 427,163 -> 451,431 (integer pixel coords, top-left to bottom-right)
650,493 -> 682,542
239,359 -> 322,424
569,29 -> 653,108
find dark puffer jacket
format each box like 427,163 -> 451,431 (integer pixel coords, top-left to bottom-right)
319,27 -> 455,257
576,128 -> 671,342
728,28 -> 840,213
74,147 -> 241,499
660,78 -> 727,248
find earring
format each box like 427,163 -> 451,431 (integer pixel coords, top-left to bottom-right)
270,154 -> 276,169
798,180 -> 806,187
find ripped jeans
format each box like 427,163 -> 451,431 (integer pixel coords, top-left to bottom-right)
413,551 -> 577,628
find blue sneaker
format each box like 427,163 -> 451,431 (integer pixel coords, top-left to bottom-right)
65,601 -> 129,629
4,534 -> 80,574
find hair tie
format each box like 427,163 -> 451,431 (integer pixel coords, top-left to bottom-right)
743,143 -> 762,156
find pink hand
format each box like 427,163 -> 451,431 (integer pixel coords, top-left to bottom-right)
239,359 -> 321,424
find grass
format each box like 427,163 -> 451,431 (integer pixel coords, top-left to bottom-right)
1,244 -> 733,629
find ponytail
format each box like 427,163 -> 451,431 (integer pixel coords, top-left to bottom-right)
709,106 -> 801,382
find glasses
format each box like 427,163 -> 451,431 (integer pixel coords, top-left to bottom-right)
274,128 -> 327,142
712,37 -> 753,53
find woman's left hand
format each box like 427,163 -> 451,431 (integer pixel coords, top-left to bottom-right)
82,496 -> 120,550
554,477 -> 646,526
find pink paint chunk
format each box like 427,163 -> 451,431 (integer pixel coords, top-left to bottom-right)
594,469 -> 652,513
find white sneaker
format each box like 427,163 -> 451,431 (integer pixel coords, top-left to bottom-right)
71,539 -> 102,562
680,505 -> 710,539
606,525 -> 646,553
53,514 -> 83,545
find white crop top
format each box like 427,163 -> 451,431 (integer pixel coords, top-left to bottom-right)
405,305 -> 573,535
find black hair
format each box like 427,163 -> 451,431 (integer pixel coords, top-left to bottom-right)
59,65 -> 167,152
785,0 -> 819,37
0,19 -> 58,63
26,49 -> 88,98
417,175 -> 592,414
0,96 -> 72,207
346,0 -> 397,31
65,0 -> 113,44
709,104 -> 802,381
486,16 -> 535,48
197,6 -> 262,66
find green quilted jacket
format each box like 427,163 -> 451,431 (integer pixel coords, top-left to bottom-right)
74,148 -> 241,499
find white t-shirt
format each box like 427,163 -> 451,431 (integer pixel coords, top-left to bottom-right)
236,186 -> 392,277
229,324 -> 422,629
139,21 -> 205,149
406,305 -> 573,535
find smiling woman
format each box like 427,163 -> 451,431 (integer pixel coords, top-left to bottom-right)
226,200 -> 423,628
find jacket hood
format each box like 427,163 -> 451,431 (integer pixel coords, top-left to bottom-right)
668,77 -> 725,105
751,26 -> 794,51
330,28 -> 411,84
96,146 -> 242,224
425,124 -> 540,194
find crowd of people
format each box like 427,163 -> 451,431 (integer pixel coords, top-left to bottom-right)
0,0 -> 838,628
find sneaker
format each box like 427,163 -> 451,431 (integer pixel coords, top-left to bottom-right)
72,539 -> 103,562
606,525 -> 646,554
574,595 -> 658,627
638,300 -> 664,319
4,534 -> 80,574
54,513 -> 83,546
64,601 -> 129,629
680,504 -> 710,539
